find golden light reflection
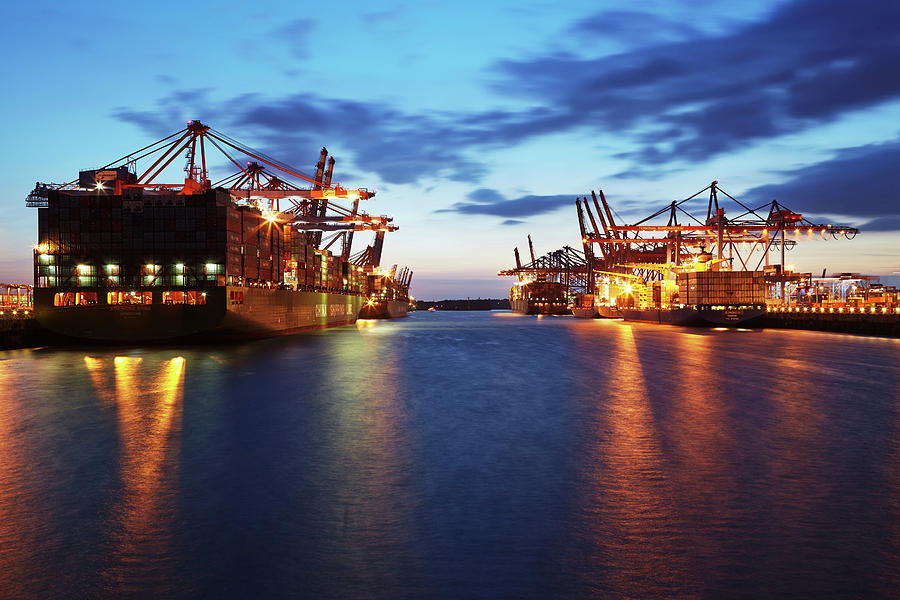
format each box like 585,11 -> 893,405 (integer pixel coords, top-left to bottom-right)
84,356 -> 116,403
668,332 -> 736,565
764,344 -> 827,536
98,355 -> 185,592
571,325 -> 693,595
0,360 -> 45,596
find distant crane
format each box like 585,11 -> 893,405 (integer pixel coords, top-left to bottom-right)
578,181 -> 860,300
498,237 -> 591,296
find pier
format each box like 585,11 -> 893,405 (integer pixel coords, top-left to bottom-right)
762,306 -> 900,336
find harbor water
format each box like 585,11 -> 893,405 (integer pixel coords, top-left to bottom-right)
1,311 -> 899,598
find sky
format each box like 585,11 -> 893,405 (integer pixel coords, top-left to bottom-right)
1,0 -> 898,299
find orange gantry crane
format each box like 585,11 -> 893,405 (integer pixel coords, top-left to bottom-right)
26,120 -> 396,262
577,181 -> 859,285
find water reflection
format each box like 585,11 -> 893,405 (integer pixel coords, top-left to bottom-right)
0,360 -> 44,598
1,314 -> 899,598
312,326 -> 413,595
85,355 -> 185,594
576,324 -> 691,596
877,343 -> 900,595
667,332 -> 737,574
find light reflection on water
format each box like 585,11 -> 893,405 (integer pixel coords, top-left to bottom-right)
586,325 -> 688,596
104,355 -> 184,593
0,313 -> 898,598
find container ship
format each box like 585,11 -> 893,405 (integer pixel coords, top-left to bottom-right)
571,295 -> 623,319
616,256 -> 767,326
571,293 -> 598,318
499,236 -> 573,315
26,121 -> 406,342
359,267 -> 412,319
509,279 -> 568,315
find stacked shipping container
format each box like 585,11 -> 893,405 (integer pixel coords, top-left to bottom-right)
677,271 -> 766,305
35,188 -> 368,299
36,188 -> 229,291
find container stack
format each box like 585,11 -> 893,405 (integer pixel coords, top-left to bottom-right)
36,188 -> 231,291
677,270 -> 766,305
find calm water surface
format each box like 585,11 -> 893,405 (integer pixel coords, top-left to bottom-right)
1,312 -> 899,598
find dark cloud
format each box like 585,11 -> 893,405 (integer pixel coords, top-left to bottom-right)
466,188 -> 506,204
113,88 -> 215,139
743,138 -> 900,224
861,216 -> 900,231
495,1 -> 900,165
501,219 -> 525,226
113,0 -> 900,195
439,189 -> 575,218
111,109 -> 172,138
362,7 -> 407,25
116,92 -> 490,185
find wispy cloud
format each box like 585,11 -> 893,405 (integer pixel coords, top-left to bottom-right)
438,189 -> 575,218
270,19 -> 317,59
568,10 -> 699,48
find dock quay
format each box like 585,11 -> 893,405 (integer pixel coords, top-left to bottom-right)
0,312 -> 49,349
762,306 -> 900,337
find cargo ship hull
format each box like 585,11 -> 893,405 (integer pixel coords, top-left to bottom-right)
358,299 -> 409,319
510,280 -> 569,315
572,294 -> 598,318
510,298 -> 569,315
597,305 -> 623,319
621,305 -> 765,327
34,286 -> 364,342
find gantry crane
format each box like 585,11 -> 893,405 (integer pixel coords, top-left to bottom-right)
25,121 -> 397,255
498,237 -> 591,296
578,180 -> 860,300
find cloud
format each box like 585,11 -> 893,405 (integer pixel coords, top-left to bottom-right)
112,0 -> 900,198
270,19 -> 317,59
568,10 -> 699,48
439,189 -> 575,218
861,216 -> 900,231
116,91 -> 490,185
494,1 -> 900,165
742,138 -> 900,222
362,7 -> 407,25
466,188 -> 506,204
501,219 -> 525,226
113,88 -> 215,138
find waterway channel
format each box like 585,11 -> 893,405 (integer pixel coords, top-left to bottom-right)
1,311 -> 898,598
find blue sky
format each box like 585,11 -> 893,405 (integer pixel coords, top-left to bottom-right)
2,0 -> 898,299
